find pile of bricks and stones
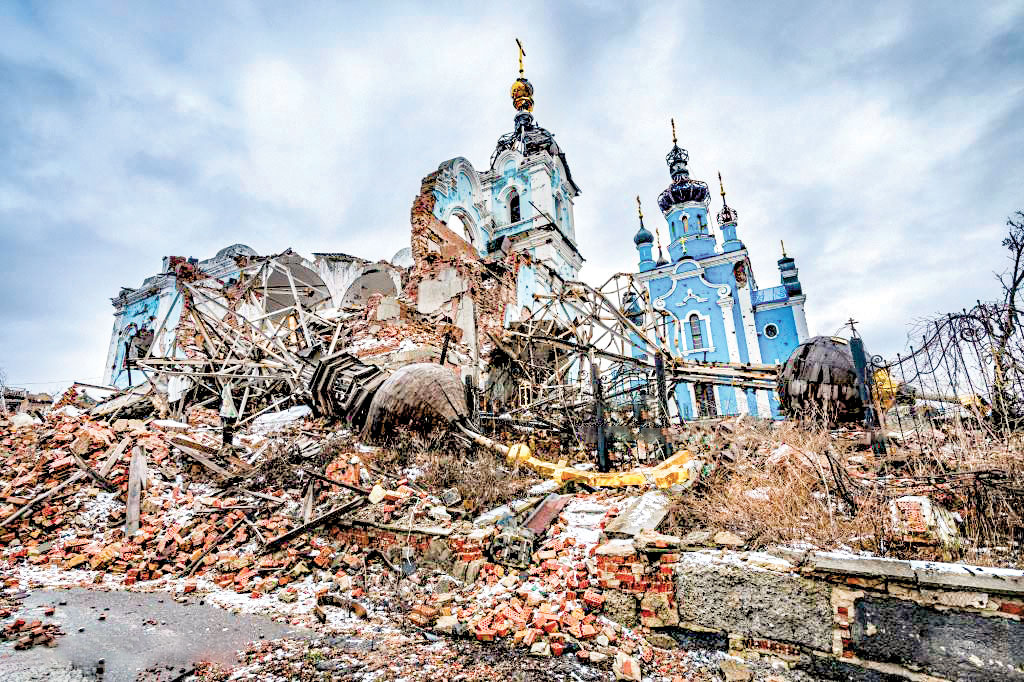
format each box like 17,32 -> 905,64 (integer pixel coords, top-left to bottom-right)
0,411 -> 726,680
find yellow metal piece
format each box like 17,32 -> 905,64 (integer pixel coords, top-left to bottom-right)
872,367 -> 899,409
671,118 -> 677,145
507,442 -> 532,464
516,38 -> 525,76
510,79 -> 534,112
503,440 -> 693,489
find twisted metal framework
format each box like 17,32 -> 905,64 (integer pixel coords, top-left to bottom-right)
136,251 -> 348,424
484,272 -> 778,464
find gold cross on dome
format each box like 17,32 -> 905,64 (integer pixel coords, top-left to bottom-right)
516,38 -> 526,76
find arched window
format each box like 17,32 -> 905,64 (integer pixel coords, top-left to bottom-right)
688,315 -> 704,350
509,189 -> 521,224
450,211 -> 476,246
554,195 -> 562,228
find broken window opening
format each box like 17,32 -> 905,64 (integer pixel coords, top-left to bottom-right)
695,382 -> 717,418
509,189 -> 521,224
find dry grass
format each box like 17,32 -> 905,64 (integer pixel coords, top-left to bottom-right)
667,416 -> 1024,567
416,450 -> 539,512
364,429 -> 540,513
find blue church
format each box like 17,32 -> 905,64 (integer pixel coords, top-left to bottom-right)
631,123 -> 809,419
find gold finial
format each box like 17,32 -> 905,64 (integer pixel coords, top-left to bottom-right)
671,118 -> 677,145
781,240 -> 787,258
636,195 -> 643,222
655,225 -> 662,248
718,171 -> 726,198
510,38 -> 534,112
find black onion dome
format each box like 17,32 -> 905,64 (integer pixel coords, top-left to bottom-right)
657,141 -> 709,212
666,144 -> 689,182
634,225 -> 653,246
658,180 -> 710,212
717,202 -> 738,225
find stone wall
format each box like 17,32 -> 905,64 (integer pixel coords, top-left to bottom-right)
671,549 -> 1024,681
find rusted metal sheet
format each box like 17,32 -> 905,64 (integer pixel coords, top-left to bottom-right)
523,493 -> 572,535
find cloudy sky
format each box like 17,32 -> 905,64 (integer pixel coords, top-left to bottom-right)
1,1 -> 1022,392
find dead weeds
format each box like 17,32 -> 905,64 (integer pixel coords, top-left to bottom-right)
667,416 -> 1024,567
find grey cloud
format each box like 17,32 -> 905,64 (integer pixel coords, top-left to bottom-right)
1,1 -> 1023,390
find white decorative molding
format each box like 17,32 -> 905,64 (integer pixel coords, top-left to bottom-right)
652,264 -> 731,311
793,301 -> 810,342
735,387 -> 751,416
678,288 -> 708,304
756,300 -> 798,312
738,285 -> 762,364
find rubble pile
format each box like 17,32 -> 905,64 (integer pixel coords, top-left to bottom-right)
0,407 -> 739,680
0,617 -> 64,650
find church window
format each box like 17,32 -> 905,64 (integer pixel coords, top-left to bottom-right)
688,315 -> 704,350
509,189 -> 521,224
554,195 -> 562,228
695,382 -> 718,418
763,323 -> 779,339
450,212 -> 476,246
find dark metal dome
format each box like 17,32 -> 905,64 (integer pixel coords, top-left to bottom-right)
777,336 -> 864,421
657,180 -> 710,212
658,140 -> 710,212
633,225 -> 654,246
491,112 -> 559,167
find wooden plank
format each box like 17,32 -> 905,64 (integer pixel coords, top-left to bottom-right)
523,494 -> 573,535
98,437 -> 132,477
0,472 -> 86,528
299,467 -> 370,495
262,497 -> 366,552
172,439 -> 234,479
124,447 -> 147,535
68,450 -> 115,492
301,480 -> 315,524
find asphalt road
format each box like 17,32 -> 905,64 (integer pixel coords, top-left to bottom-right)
0,587 -> 307,681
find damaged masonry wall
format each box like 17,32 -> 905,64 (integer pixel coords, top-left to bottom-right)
405,165 -> 533,377
667,547 -> 1024,682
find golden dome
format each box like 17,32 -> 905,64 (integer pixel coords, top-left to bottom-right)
510,77 -> 534,112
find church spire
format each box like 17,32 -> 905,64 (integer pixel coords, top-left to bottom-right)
633,195 -> 653,246
655,223 -> 668,266
716,171 -> 738,225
